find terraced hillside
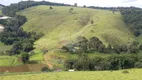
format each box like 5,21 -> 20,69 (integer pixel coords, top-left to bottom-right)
18,5 -> 135,50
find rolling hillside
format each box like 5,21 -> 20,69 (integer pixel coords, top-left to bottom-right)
18,5 -> 135,50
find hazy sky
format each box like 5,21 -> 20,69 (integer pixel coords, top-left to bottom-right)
0,0 -> 142,7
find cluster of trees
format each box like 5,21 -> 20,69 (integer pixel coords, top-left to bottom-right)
88,6 -> 119,12
119,7 -> 142,37
62,36 -> 141,54
2,1 -> 71,16
0,15 -> 43,56
0,1 -> 47,64
65,54 -> 142,71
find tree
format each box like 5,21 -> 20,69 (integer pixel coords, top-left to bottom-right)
49,6 -> 53,9
69,8 -> 74,13
98,44 -> 105,53
113,46 -> 122,54
127,41 -> 139,53
23,42 -> 34,52
88,37 -> 103,51
83,5 -> 86,8
139,44 -> 142,50
133,30 -> 140,37
22,53 -> 29,63
74,3 -> 77,7
76,36 -> 88,53
73,54 -> 89,70
91,20 -> 94,25
41,67 -> 50,72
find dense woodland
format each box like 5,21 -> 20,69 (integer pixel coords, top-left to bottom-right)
62,36 -> 141,54
119,7 -> 142,37
65,54 -> 142,71
0,15 -> 43,56
1,1 -> 142,69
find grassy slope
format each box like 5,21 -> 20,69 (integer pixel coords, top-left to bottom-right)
0,6 -> 3,15
18,5 -> 135,67
1,69 -> 142,80
18,5 -> 135,51
0,56 -> 22,66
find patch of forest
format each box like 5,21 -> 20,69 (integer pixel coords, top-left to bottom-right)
119,7 -> 142,37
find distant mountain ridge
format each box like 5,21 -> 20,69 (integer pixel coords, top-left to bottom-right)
0,4 -> 5,7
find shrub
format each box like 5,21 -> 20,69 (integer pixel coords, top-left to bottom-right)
41,67 -> 50,72
122,70 -> 129,74
21,53 -> 29,63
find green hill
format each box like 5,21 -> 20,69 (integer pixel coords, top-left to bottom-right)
18,5 -> 135,50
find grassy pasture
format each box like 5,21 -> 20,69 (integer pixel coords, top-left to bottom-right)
0,69 -> 142,80
18,5 -> 135,50
0,56 -> 22,67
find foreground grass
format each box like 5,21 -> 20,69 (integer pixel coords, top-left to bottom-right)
18,5 -> 134,50
1,69 -> 142,80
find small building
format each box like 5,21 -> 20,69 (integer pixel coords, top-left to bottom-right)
0,16 -> 11,20
68,69 -> 75,72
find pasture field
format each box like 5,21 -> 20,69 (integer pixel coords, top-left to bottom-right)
0,56 -> 22,66
18,5 -> 135,50
30,49 -> 44,61
0,69 -> 142,80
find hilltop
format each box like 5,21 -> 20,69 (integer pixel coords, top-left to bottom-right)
18,5 -> 134,50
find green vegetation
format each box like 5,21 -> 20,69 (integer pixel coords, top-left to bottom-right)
30,50 -> 44,61
1,69 -> 142,80
119,7 -> 142,37
0,42 -> 12,54
0,6 -> 3,15
18,5 -> 134,50
1,1 -> 142,73
0,56 -> 22,66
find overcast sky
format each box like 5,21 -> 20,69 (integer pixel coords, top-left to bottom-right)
0,0 -> 142,7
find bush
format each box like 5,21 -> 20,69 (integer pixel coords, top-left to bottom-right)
41,67 -> 50,72
122,70 -> 129,74
21,53 -> 29,63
